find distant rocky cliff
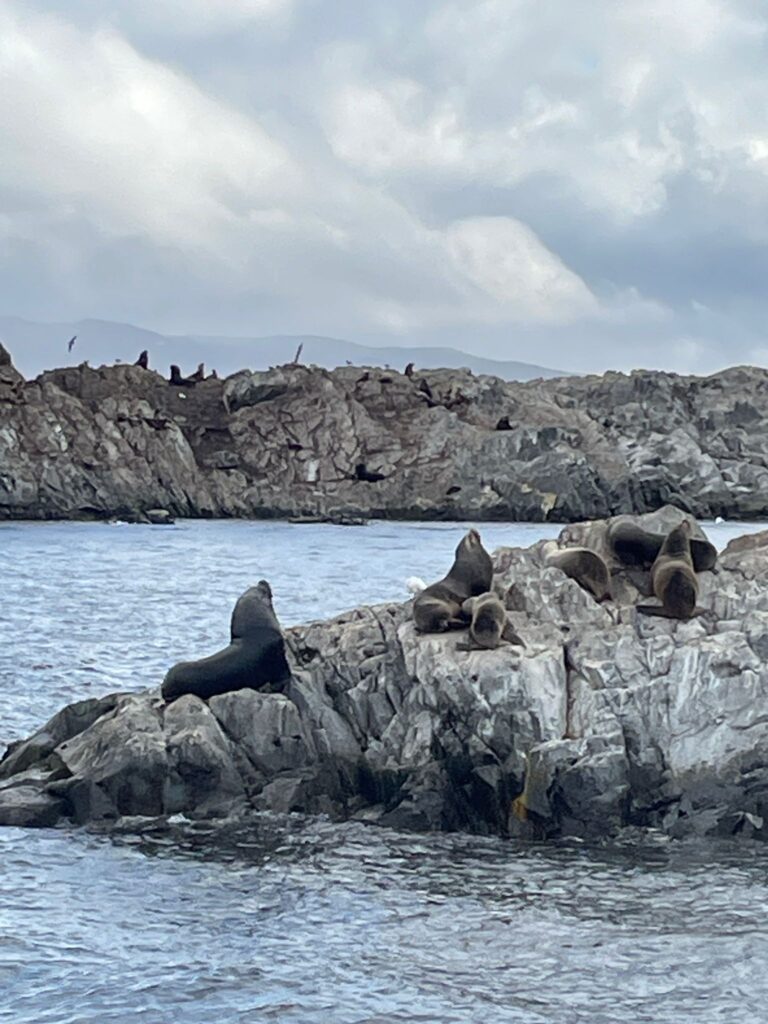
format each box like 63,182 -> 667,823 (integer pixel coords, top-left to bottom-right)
1,345 -> 767,521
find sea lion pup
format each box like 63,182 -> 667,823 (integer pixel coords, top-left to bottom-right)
637,521 -> 698,620
608,518 -> 716,572
413,528 -> 493,633
161,580 -> 291,702
456,592 -> 525,650
546,547 -> 612,603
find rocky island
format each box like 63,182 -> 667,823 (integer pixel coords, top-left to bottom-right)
3,506 -> 768,843
2,344 -> 768,522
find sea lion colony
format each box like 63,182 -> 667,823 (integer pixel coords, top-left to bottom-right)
162,516 -> 713,702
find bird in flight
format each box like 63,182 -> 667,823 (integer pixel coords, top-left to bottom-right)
67,335 -> 77,353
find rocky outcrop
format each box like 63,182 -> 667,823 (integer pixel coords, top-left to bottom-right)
3,506 -> 768,842
3,350 -> 768,520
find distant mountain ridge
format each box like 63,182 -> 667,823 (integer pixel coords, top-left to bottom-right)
0,316 -> 567,381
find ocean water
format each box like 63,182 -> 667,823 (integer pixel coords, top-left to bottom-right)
2,517 -> 767,1023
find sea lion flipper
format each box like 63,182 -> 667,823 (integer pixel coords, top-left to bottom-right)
636,604 -> 674,619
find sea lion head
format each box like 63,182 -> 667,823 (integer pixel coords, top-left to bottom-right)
656,520 -> 695,568
255,579 -> 273,602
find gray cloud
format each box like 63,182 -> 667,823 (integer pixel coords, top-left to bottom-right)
1,0 -> 766,373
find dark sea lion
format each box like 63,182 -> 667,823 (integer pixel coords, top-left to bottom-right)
637,521 -> 698,620
161,580 -> 291,702
413,529 -> 493,633
188,362 -> 205,383
608,521 -> 661,567
354,463 -> 386,482
134,350 -> 149,369
547,547 -> 612,603
168,364 -> 198,387
456,592 -> 525,650
417,378 -> 435,404
608,519 -> 716,573
687,534 -> 717,572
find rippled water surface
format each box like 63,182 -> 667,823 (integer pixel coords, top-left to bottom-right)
3,518 -> 767,1023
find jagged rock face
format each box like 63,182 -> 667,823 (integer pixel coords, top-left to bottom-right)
3,507 -> 768,842
4,356 -> 768,519
0,343 -> 24,405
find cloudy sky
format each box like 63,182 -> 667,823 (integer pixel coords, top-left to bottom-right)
1,0 -> 767,373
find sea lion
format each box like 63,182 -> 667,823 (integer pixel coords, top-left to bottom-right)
417,378 -> 435,404
188,362 -> 205,383
413,529 -> 493,633
161,580 -> 291,701
546,547 -> 612,603
134,350 -> 149,369
354,463 -> 386,482
168,364 -> 196,387
456,592 -> 525,650
608,519 -> 716,573
637,521 -> 698,620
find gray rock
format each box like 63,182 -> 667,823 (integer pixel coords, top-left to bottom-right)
0,784 -> 66,828
5,508 -> 768,843
6,355 -> 768,520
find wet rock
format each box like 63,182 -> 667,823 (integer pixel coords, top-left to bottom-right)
0,784 -> 66,828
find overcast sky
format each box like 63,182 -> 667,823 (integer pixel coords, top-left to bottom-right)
2,0 -> 767,374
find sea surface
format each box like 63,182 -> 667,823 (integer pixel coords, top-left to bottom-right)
2,518 -> 768,1023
